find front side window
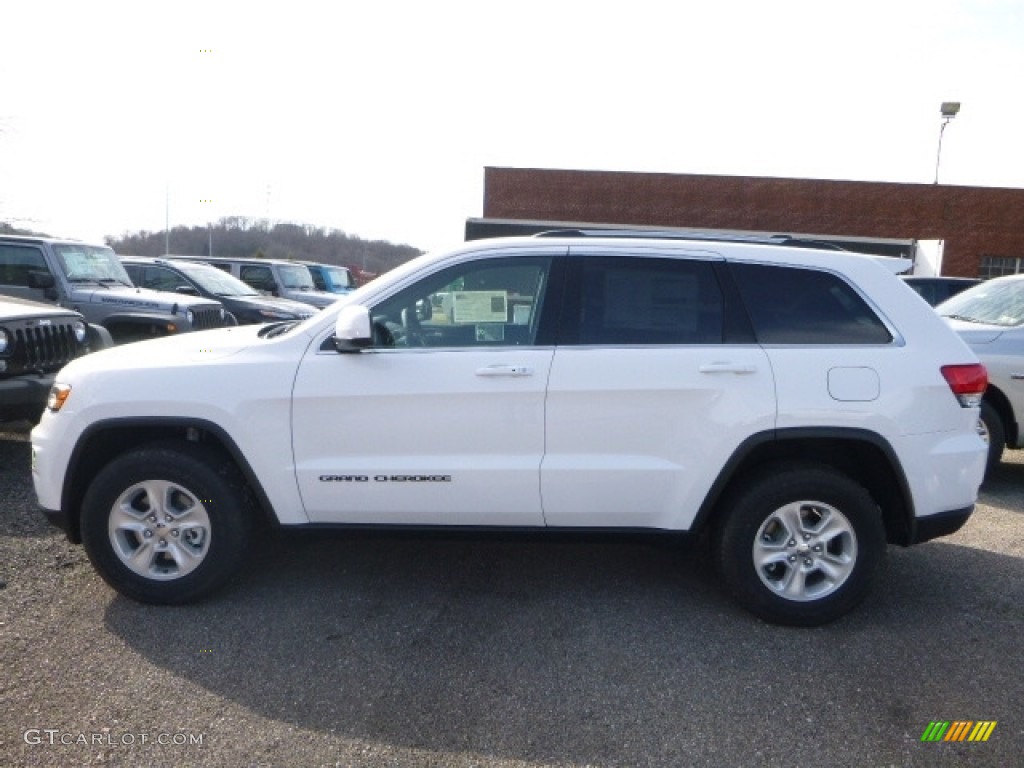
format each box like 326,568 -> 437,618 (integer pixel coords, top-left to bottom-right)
731,263 -> 892,344
240,265 -> 275,291
568,256 -> 724,345
370,257 -> 551,348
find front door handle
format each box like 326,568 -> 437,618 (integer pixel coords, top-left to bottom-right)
699,362 -> 757,375
476,365 -> 534,377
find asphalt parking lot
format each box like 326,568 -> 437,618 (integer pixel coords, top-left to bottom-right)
1,427 -> 1021,767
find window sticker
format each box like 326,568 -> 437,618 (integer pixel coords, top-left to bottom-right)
452,291 -> 508,323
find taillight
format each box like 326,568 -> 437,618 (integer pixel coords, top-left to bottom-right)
941,364 -> 988,408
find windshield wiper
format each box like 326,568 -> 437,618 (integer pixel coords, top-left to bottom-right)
257,320 -> 299,338
98,277 -> 132,287
942,314 -> 985,324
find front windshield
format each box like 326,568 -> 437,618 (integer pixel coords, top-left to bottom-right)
54,244 -> 132,285
279,264 -> 315,291
323,265 -> 352,289
178,262 -> 260,297
938,279 -> 1024,327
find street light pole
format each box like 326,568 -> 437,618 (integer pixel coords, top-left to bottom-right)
934,101 -> 961,184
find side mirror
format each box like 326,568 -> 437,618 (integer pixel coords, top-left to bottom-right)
175,285 -> 200,296
416,298 -> 433,321
333,304 -> 372,353
28,270 -> 55,290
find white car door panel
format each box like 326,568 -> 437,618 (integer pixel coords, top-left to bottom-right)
542,346 -> 775,529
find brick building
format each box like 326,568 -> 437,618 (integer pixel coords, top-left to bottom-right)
480,167 -> 1024,278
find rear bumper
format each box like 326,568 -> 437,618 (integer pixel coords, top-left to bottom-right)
910,505 -> 974,544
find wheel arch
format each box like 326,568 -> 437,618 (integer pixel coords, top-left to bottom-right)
61,417 -> 278,543
694,428 -> 915,546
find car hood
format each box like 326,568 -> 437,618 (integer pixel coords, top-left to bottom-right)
944,318 -> 1005,345
61,324 -> 259,378
226,295 -> 316,314
72,285 -> 223,312
0,296 -> 81,321
288,290 -> 338,308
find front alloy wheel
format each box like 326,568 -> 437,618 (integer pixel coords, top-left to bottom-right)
81,442 -> 251,604
108,480 -> 213,581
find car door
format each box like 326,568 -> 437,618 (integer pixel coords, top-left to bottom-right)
292,252 -> 561,526
541,246 -> 777,530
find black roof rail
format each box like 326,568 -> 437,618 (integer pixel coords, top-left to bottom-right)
532,228 -> 850,251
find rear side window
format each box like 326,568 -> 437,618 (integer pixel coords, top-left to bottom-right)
571,257 -> 724,345
731,263 -> 892,345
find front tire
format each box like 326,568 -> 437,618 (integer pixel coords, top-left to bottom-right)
713,465 -> 885,626
80,442 -> 252,604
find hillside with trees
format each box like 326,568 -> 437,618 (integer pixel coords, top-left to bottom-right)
107,218 -> 423,283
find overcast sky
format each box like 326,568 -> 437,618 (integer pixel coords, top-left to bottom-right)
2,0 -> 1022,252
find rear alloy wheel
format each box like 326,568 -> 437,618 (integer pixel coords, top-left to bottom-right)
81,442 -> 252,604
714,466 -> 885,626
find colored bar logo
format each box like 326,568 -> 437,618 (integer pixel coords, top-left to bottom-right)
921,721 -> 997,742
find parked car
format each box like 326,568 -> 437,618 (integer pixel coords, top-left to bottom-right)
120,257 -> 317,325
301,261 -> 355,295
175,256 -> 339,309
937,274 -> 1024,472
31,232 -> 986,626
0,235 -> 232,344
903,276 -> 981,306
0,296 -> 108,424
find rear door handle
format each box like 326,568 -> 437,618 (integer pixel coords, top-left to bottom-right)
699,362 -> 757,375
476,365 -> 534,377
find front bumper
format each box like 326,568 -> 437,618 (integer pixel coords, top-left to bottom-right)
909,505 -> 974,544
0,373 -> 55,423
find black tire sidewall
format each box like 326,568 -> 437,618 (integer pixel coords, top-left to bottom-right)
80,443 -> 250,604
715,467 -> 886,626
979,401 -> 1004,474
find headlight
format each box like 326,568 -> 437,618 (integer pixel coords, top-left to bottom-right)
258,309 -> 292,320
0,328 -> 8,354
186,309 -> 195,325
73,321 -> 88,343
46,383 -> 72,412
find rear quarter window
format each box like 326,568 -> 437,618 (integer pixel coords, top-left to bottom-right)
730,263 -> 892,345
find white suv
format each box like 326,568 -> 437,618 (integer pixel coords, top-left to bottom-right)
30,234 -> 988,625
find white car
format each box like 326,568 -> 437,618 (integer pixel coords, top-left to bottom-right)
31,233 -> 987,625
938,274 -> 1024,472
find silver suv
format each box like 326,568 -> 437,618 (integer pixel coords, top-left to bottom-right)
0,236 -> 231,344
938,274 -> 1024,472
31,232 -> 988,625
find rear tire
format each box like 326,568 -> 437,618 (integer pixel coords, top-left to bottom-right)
978,401 -> 1004,475
80,442 -> 252,604
713,465 -> 885,626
